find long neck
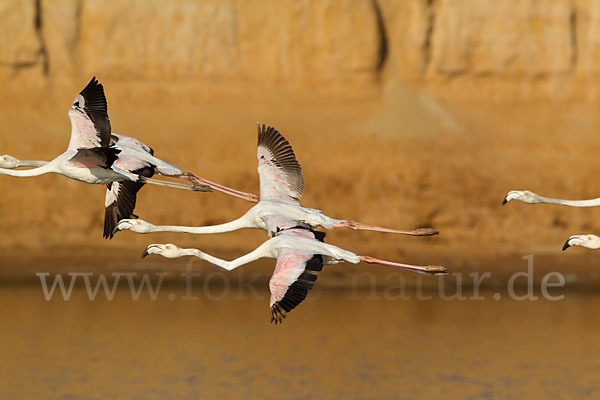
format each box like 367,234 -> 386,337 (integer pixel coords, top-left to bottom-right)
18,160 -> 48,168
0,163 -> 56,177
150,214 -> 256,234
537,195 -> 600,207
182,242 -> 273,271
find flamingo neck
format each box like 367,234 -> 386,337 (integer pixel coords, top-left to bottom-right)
0,163 -> 57,177
14,160 -> 48,168
185,241 -> 273,271
537,195 -> 600,207
152,214 -> 255,234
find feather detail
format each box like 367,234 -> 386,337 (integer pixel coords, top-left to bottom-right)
257,124 -> 304,202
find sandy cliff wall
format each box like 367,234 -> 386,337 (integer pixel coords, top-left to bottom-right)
2,0 -> 600,99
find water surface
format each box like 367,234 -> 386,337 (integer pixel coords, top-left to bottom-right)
1,285 -> 599,399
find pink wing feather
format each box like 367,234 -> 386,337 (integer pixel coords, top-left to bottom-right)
269,228 -> 325,324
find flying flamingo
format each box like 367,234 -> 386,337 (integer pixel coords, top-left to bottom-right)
503,190 -> 600,207
0,77 -> 259,238
114,124 -> 439,238
502,190 -> 600,251
142,226 -> 447,324
0,144 -> 211,239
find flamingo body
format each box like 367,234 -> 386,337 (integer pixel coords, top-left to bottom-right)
115,125 -> 437,238
0,77 -> 217,238
142,225 -> 445,324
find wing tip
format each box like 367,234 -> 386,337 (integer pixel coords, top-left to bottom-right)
270,303 -> 287,325
257,123 -> 280,146
270,270 -> 319,325
103,203 -> 118,240
82,76 -> 103,95
256,123 -> 305,198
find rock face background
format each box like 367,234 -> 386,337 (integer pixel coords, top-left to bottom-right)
2,0 -> 600,279
4,0 -> 600,94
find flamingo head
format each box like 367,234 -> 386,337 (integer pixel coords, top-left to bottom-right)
502,190 -> 540,205
141,243 -> 184,259
0,155 -> 20,169
113,218 -> 154,236
562,235 -> 600,251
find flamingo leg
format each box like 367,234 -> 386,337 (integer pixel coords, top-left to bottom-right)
181,172 -> 260,203
141,177 -> 211,192
359,256 -> 447,275
333,220 -> 438,236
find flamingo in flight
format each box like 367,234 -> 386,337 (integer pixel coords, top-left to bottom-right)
114,124 -> 439,238
503,190 -> 600,207
503,190 -> 600,251
0,77 -> 258,238
142,226 -> 447,324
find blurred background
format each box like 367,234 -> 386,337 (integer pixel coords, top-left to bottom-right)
2,1 -> 600,398
3,0 -> 600,279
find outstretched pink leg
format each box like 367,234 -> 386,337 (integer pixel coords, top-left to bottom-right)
180,172 -> 260,203
334,220 -> 438,236
360,256 -> 447,275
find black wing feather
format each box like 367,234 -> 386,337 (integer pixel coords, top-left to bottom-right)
103,166 -> 154,239
80,77 -> 111,147
270,256 -> 323,325
70,146 -> 120,169
270,227 -> 326,324
257,124 -> 304,199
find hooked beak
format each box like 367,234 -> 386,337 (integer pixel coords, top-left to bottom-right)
111,225 -> 121,237
562,239 -> 571,251
141,245 -> 159,259
501,196 -> 508,206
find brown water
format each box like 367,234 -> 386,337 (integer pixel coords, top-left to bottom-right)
1,284 -> 599,399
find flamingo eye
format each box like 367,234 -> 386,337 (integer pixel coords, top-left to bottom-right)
74,101 -> 79,107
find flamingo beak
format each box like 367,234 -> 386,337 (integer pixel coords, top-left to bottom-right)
141,245 -> 159,259
562,239 -> 571,251
501,196 -> 508,206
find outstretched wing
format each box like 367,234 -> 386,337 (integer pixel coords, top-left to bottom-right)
103,166 -> 154,239
67,77 -> 112,150
111,132 -> 183,177
110,132 -> 154,155
257,124 -> 304,203
269,228 -> 326,324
